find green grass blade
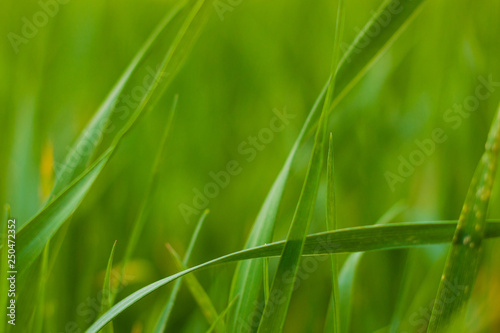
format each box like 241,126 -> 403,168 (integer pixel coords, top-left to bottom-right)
113,96 -> 177,303
166,243 -> 225,333
305,0 -> 428,140
16,0 -> 210,275
428,106 -> 500,331
256,81 -> 328,333
206,296 -> 239,333
0,205 -> 10,333
255,1 -> 344,329
50,1 -> 187,197
325,134 -> 340,333
153,210 -> 208,333
31,243 -> 49,333
16,149 -> 112,276
226,82 -> 328,333
228,1 -> 426,330
100,241 -> 117,333
86,220 -> 500,333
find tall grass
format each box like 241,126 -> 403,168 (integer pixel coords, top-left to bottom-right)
2,0 -> 500,332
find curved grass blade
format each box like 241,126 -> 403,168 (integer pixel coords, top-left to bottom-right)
51,1 -> 188,198
166,243 -> 225,333
428,106 -> 500,332
16,0 -> 211,275
86,220 -> 500,333
256,78 -> 328,333
255,2 -> 344,330
153,210 -> 208,333
17,148 -> 112,276
100,241 -> 117,333
228,0 -> 427,330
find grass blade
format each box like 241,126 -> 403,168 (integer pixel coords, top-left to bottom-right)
86,220 -> 500,333
100,241 -> 118,333
17,149 -> 112,276
153,210 -> 208,333
50,1 -> 188,198
324,134 -> 340,333
228,0 -> 427,330
255,1 -> 344,330
166,243 -> 225,333
16,0 -> 210,276
428,106 -> 500,331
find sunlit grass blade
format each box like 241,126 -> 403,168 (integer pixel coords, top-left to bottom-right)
324,133 -> 340,333
428,106 -> 500,332
100,241 -> 117,333
153,210 -> 208,333
206,296 -> 239,333
86,220 -> 500,333
0,205 -> 10,333
113,96 -> 177,303
166,243 -> 225,333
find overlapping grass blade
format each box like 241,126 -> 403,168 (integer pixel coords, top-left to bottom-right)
255,2 -> 343,330
166,243 -> 225,332
86,220 -> 500,333
100,241 -> 117,333
153,210 -> 208,333
428,106 -> 500,331
15,0 -> 211,276
228,0 -> 427,330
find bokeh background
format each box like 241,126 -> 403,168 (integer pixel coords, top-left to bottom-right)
1,0 -> 500,332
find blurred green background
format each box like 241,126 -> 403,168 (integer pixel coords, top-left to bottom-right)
1,0 -> 500,332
